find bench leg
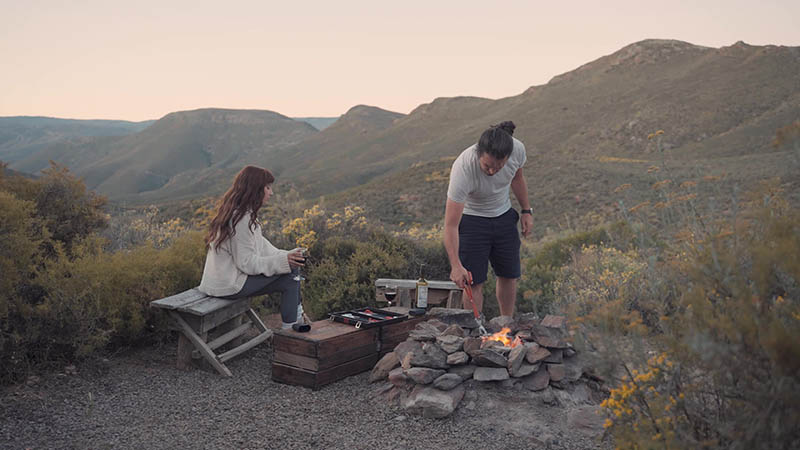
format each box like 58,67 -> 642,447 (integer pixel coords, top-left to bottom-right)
246,309 -> 269,333
397,288 -> 413,308
446,290 -> 463,309
169,311 -> 233,377
177,333 -> 194,371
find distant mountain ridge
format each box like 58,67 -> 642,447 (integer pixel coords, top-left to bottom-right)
75,108 -> 318,201
0,116 -> 153,168
293,117 -> 339,131
271,105 -> 405,179
279,39 -> 799,197
321,40 -> 800,231
2,39 -> 798,211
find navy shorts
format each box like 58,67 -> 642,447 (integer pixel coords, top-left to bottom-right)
458,208 -> 521,285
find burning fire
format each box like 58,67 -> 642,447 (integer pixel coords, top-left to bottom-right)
481,327 -> 523,348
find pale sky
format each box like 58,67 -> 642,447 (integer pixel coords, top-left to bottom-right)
1,0 -> 799,121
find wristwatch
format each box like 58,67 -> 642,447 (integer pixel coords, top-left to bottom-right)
521,208 -> 533,215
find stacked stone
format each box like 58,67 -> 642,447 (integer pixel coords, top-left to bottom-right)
369,308 -> 585,418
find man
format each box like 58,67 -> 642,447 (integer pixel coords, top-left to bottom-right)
443,121 -> 532,318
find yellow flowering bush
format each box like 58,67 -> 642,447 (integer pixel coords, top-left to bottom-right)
602,353 -> 690,449
281,204 -> 327,248
553,244 -> 655,334
593,131 -> 800,449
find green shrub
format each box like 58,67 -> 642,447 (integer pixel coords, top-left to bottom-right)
0,230 -> 206,382
1,162 -> 107,256
0,191 -> 53,379
516,226 -> 615,315
553,244 -> 653,333
300,231 -> 448,319
0,165 -> 206,383
597,180 -> 800,449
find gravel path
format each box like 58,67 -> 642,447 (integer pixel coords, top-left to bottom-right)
1,338 -> 609,450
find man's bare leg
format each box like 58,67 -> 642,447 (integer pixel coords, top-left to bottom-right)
496,276 -> 517,317
469,282 -> 484,314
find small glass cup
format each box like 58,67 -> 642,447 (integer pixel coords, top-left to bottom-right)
292,248 -> 308,282
383,284 -> 397,307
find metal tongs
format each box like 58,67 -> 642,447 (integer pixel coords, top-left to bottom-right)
463,274 -> 488,336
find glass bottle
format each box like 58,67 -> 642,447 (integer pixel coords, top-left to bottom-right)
416,263 -> 428,309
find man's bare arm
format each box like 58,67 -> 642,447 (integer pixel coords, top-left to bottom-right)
511,167 -> 533,237
443,199 -> 471,287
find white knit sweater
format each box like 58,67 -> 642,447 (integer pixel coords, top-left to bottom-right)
198,215 -> 291,297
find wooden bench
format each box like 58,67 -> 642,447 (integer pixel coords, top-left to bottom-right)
374,278 -> 463,309
150,288 -> 273,377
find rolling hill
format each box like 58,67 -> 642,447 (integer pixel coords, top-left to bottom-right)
0,116 -> 153,169
278,40 -> 799,199
270,105 -> 406,182
3,39 -> 798,218
298,40 -> 800,235
75,108 -> 318,201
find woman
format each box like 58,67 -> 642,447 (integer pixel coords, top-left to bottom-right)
198,165 -> 307,330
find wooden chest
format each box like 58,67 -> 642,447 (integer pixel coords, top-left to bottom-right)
271,307 -> 424,389
272,319 -> 380,389
379,315 -> 425,357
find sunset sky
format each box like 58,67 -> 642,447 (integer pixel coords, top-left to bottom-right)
2,0 -> 799,121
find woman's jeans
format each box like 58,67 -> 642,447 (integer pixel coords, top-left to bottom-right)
220,273 -> 300,324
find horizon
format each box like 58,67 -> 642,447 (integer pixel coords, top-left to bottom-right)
2,1 -> 799,121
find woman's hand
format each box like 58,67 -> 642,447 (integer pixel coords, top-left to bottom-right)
287,248 -> 306,268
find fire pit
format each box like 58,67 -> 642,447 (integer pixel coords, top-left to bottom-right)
368,308 -> 600,418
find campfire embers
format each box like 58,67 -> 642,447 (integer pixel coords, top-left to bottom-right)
482,327 -> 511,346
481,327 -> 524,348
370,308 -> 597,419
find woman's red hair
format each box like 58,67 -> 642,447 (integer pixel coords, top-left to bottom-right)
205,166 -> 275,250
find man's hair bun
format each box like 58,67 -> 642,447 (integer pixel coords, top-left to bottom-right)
493,121 -> 515,136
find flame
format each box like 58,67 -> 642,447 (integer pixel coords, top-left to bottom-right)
481,327 -> 522,347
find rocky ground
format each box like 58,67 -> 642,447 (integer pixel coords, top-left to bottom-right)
0,335 -> 610,450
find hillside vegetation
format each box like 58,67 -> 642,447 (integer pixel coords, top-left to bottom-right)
0,117 -> 152,169
2,114 -> 799,449
278,40 -> 800,199
78,109 -> 318,201
4,39 -> 797,212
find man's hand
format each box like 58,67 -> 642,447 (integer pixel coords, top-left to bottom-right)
450,265 -> 472,289
520,213 -> 533,238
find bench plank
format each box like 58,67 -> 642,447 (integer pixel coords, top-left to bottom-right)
150,288 -> 209,310
178,296 -> 242,315
375,278 -> 459,290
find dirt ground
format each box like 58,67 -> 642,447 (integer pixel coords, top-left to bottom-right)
0,322 -> 611,450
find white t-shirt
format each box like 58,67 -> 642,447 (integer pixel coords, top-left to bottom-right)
447,137 -> 527,218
